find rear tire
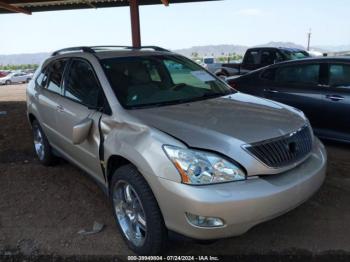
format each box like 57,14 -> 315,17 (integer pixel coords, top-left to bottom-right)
110,164 -> 167,255
32,120 -> 56,166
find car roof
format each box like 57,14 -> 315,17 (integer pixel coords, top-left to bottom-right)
95,50 -> 173,60
248,46 -> 306,52
42,47 -> 179,68
270,56 -> 350,67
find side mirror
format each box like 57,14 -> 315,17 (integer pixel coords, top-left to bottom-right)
72,118 -> 93,145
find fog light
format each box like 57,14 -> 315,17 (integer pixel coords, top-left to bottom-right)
185,212 -> 225,228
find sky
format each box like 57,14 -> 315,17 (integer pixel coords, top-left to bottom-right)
0,0 -> 349,54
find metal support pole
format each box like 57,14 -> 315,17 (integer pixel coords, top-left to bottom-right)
129,0 -> 141,48
307,28 -> 311,51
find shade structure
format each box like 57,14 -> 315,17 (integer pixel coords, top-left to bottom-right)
0,0 -> 220,47
0,0 -> 219,14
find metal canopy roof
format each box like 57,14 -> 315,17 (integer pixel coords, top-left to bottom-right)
0,0 -> 219,47
0,0 -> 218,14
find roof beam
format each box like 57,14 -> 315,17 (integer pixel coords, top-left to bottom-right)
161,0 -> 169,6
0,1 -> 31,14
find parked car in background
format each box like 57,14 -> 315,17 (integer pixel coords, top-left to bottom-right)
0,72 -> 32,85
227,57 -> 350,142
0,71 -> 8,77
210,47 -> 310,78
27,46 -> 326,255
203,56 -> 239,79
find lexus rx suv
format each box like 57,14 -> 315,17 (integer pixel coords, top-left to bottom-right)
27,46 -> 327,255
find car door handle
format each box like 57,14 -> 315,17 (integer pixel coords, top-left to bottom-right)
318,84 -> 330,88
264,88 -> 279,93
325,95 -> 344,101
56,105 -> 65,112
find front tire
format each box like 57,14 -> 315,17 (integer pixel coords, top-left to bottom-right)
110,164 -> 167,255
32,120 -> 56,166
5,80 -> 11,85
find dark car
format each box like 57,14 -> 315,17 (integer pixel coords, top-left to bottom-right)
227,57 -> 350,142
212,47 -> 310,77
0,71 -> 8,78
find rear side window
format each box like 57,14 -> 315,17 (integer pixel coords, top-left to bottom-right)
244,50 -> 260,65
275,64 -> 320,84
47,59 -> 68,94
329,64 -> 350,88
36,68 -> 49,88
64,59 -> 102,108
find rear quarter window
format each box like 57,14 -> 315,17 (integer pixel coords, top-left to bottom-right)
46,59 -> 68,94
36,67 -> 49,88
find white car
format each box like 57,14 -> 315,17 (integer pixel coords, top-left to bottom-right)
0,72 -> 32,85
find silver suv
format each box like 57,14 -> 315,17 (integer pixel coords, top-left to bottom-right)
27,46 -> 327,255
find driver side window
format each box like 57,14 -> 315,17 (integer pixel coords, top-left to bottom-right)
63,59 -> 105,109
275,64 -> 320,84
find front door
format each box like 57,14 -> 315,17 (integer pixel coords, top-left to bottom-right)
321,63 -> 350,139
263,62 -> 329,130
53,58 -> 108,183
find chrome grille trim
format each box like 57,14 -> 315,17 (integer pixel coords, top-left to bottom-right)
243,125 -> 313,168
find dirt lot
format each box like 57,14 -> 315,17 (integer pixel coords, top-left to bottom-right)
0,84 -> 350,259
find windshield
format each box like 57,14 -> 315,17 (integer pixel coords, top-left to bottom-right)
101,55 -> 234,109
281,50 -> 310,60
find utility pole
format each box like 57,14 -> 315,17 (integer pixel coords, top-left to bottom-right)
307,28 -> 312,51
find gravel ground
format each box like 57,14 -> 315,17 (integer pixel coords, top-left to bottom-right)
0,84 -> 349,260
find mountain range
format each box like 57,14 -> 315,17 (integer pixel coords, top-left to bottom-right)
1,42 -> 350,65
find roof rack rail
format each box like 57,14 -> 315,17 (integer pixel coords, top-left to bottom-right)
51,45 -> 170,56
51,46 -> 95,56
138,46 -> 170,52
90,45 -> 170,52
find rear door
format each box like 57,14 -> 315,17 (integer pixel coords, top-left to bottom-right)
321,62 -> 350,138
34,59 -> 68,145
262,62 -> 330,130
53,58 -> 108,182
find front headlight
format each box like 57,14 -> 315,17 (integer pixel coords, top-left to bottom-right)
163,145 -> 246,185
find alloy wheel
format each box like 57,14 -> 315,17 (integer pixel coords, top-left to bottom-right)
113,181 -> 147,247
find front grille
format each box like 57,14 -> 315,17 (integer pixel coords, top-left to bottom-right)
244,125 -> 313,168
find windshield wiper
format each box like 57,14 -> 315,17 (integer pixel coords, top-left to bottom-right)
127,91 -> 235,109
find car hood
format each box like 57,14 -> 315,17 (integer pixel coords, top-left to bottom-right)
128,93 -> 307,148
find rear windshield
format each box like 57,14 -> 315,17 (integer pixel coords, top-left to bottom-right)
101,55 -> 234,109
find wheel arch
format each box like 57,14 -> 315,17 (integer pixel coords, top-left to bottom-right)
28,113 -> 37,126
107,155 -> 133,189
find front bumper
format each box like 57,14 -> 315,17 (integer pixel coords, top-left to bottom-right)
155,139 -> 327,240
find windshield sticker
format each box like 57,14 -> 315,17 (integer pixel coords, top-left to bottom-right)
190,70 -> 215,82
